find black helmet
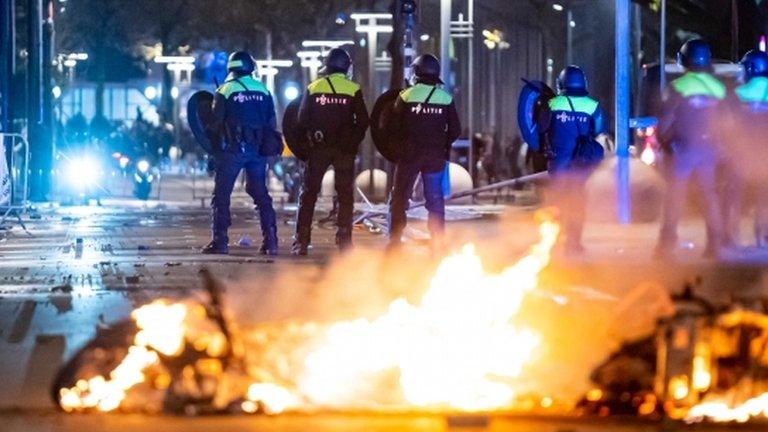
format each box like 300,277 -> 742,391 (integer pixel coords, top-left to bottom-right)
557,65 -> 588,96
741,49 -> 768,80
411,54 -> 443,84
227,51 -> 255,78
320,48 -> 352,75
678,39 -> 712,71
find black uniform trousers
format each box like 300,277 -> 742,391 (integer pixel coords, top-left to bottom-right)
388,159 -> 446,242
295,146 -> 356,243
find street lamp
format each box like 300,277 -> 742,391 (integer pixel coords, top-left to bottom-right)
154,55 -> 195,144
255,59 -> 293,95
255,59 -> 294,113
296,50 -> 322,84
57,52 -> 88,83
450,8 -> 475,182
482,29 -> 509,136
350,13 -> 393,181
301,40 -> 355,56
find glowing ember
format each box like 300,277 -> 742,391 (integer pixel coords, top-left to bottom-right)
246,218 -> 560,411
686,392 -> 768,423
640,144 -> 656,166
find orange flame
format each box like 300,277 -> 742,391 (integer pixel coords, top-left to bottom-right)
59,300 -> 192,412
246,218 -> 560,412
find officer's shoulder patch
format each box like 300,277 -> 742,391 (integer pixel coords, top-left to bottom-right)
217,77 -> 269,99
430,88 -> 453,106
548,95 -> 598,114
307,78 -> 330,95
400,84 -> 452,105
672,73 -> 726,100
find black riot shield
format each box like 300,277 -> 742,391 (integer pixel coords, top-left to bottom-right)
281,96 -> 310,161
187,90 -> 218,154
370,88 -> 403,163
517,79 -> 555,152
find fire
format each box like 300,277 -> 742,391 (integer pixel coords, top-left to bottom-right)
640,144 -> 656,166
58,300 -> 223,412
686,392 -> 768,423
59,217 -> 561,414
246,218 -> 560,411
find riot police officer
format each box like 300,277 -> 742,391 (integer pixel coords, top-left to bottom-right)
387,54 -> 461,250
537,65 -> 606,254
203,51 -> 280,255
656,39 -> 726,258
733,50 -> 768,246
291,48 -> 369,255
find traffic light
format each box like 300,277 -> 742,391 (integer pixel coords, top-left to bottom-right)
401,0 -> 416,16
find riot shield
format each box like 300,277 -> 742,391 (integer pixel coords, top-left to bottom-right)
517,79 -> 555,152
370,88 -> 403,163
186,90 -> 217,155
281,97 -> 310,161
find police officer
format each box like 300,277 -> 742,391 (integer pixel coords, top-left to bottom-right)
203,51 -> 279,255
387,54 -> 461,250
733,50 -> 768,247
656,39 -> 726,258
538,65 -> 606,254
292,48 -> 369,255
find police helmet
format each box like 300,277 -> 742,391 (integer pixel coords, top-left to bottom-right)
678,39 -> 712,71
227,51 -> 255,77
557,65 -> 588,96
411,54 -> 444,84
741,49 -> 768,80
320,48 -> 352,75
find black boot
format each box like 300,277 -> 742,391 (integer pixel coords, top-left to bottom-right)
260,226 -> 279,256
291,226 -> 311,256
202,238 -> 229,255
291,241 -> 309,256
336,228 -> 353,251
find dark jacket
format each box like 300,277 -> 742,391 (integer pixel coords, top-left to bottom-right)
538,93 -> 605,172
658,71 -> 726,155
390,82 -> 461,167
212,74 -> 277,153
297,73 -> 369,154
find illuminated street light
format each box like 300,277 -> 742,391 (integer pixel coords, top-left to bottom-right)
154,55 -> 195,64
283,83 -> 301,102
301,40 -> 355,55
144,86 -> 158,100
350,12 -> 393,181
552,3 -> 564,11
255,59 -> 294,97
297,50 -> 322,83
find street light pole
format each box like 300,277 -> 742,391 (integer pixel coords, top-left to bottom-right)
465,0 -> 475,183
616,0 -> 631,224
440,0 -> 452,90
350,13 -> 393,188
566,7 -> 573,65
659,0 -> 666,98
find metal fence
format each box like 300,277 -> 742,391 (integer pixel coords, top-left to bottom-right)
0,132 -> 30,229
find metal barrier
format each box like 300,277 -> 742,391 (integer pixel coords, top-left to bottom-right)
0,132 -> 31,231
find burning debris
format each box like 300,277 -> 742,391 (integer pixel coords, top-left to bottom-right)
54,216 -> 561,415
53,269 -> 245,415
52,213 -> 768,424
582,282 -> 768,424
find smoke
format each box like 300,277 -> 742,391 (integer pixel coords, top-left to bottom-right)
218,206 -> 678,412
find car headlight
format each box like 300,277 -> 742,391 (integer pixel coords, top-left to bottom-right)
137,160 -> 150,174
66,157 -> 100,188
